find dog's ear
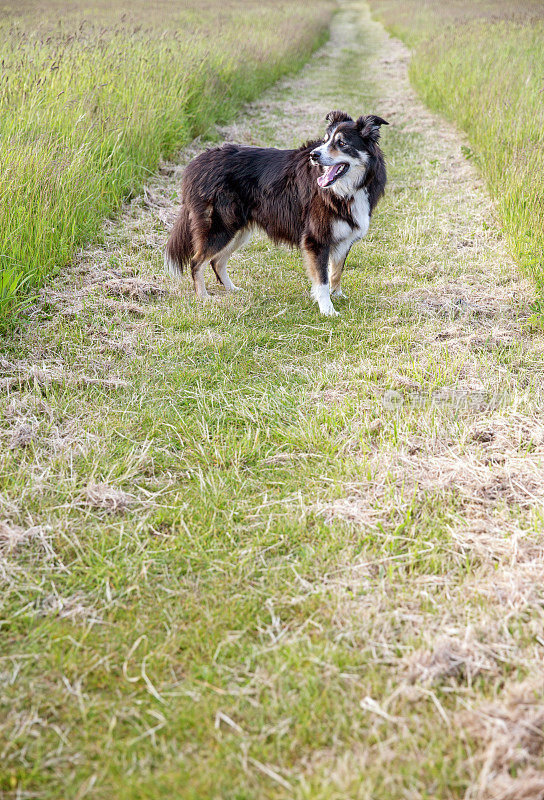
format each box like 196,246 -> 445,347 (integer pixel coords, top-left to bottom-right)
325,110 -> 352,126
356,114 -> 389,140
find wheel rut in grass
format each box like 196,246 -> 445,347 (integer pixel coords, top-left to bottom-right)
1,4 -> 544,800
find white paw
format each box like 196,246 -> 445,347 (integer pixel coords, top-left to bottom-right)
320,303 -> 339,317
331,287 -> 347,299
311,284 -> 338,317
226,284 -> 243,293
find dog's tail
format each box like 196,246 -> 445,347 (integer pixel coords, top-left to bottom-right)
164,205 -> 193,279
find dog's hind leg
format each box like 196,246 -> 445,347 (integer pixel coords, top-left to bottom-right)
210,228 -> 252,291
302,238 -> 337,316
191,256 -> 211,299
190,215 -> 234,300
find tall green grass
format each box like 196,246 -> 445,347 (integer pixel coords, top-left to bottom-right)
0,0 -> 332,328
369,0 -> 544,296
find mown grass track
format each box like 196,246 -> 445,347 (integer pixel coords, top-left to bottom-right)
1,3 -> 544,799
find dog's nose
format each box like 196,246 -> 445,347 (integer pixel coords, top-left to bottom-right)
309,150 -> 321,164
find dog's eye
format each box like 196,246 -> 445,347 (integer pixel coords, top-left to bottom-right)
336,139 -> 346,148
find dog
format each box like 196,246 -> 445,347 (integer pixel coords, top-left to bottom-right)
164,110 -> 387,315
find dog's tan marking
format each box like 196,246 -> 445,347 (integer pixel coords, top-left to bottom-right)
329,253 -> 346,294
190,257 -> 211,299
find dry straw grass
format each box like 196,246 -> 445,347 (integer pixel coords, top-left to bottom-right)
463,679 -> 544,800
83,483 -> 135,513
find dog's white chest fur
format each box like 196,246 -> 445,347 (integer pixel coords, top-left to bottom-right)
331,188 -> 370,260
350,189 -> 370,237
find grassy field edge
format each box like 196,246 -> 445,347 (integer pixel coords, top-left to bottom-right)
0,1 -> 333,331
368,0 -> 544,305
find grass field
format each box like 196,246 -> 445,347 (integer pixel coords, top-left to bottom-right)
2,3 -> 544,798
369,0 -> 544,300
0,0 -> 332,329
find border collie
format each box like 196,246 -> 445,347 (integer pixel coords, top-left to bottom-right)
164,110 -> 387,316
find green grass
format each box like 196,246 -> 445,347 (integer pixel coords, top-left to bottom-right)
0,0 -> 332,329
2,4 -> 544,797
368,0 -> 544,297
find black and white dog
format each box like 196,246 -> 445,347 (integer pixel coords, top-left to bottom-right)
165,110 -> 387,315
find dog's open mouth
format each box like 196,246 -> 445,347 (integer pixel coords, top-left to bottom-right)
317,163 -> 349,188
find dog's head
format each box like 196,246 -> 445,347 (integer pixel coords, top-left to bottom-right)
310,111 -> 388,196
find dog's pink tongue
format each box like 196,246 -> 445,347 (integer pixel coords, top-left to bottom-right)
317,164 -> 342,188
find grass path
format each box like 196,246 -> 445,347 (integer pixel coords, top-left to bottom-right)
2,4 -> 544,799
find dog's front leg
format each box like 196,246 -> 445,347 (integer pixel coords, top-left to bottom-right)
302,237 -> 337,317
329,242 -> 351,298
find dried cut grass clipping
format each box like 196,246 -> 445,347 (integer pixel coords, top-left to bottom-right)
0,359 -> 130,389
463,679 -> 544,800
84,483 -> 135,513
475,770 -> 544,800
0,521 -> 53,556
39,592 -> 102,623
405,636 -> 496,687
0,520 -> 26,551
9,422 -> 36,449
102,277 -> 168,301
317,494 -> 384,527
